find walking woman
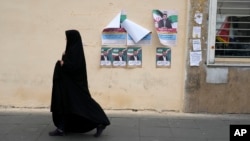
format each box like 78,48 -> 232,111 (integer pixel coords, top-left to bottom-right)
49,30 -> 110,137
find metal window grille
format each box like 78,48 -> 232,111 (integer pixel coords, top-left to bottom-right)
215,0 -> 250,58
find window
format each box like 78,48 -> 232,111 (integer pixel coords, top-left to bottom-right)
207,0 -> 250,66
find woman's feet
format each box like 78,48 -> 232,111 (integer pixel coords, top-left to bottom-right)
94,125 -> 106,137
49,126 -> 106,137
49,128 -> 65,136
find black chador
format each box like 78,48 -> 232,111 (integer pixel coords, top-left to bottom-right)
49,30 -> 110,137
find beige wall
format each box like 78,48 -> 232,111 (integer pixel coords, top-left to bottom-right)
0,0 -> 187,111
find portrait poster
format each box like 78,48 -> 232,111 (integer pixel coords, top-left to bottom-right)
152,9 -> 178,47
112,47 -> 127,67
156,47 -> 171,68
127,47 -> 142,68
100,47 -> 112,67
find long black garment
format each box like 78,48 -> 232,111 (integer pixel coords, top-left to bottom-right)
50,30 -> 110,133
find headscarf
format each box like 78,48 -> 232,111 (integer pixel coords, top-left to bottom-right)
62,30 -> 88,85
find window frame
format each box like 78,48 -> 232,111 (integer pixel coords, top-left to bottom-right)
207,0 -> 250,66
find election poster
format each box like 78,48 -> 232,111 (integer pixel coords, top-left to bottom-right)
102,10 -> 151,46
156,47 -> 171,68
100,47 -> 113,67
127,47 -> 142,68
112,47 -> 127,67
101,12 -> 127,46
153,10 -> 178,47
102,28 -> 127,46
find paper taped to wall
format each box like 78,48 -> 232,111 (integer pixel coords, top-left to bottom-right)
102,10 -> 151,45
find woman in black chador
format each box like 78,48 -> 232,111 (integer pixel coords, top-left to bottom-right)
49,30 -> 110,137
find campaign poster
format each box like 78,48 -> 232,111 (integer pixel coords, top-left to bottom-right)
156,47 -> 171,68
112,48 -> 127,67
101,28 -> 127,46
152,10 -> 178,47
100,47 -> 112,67
127,47 -> 142,68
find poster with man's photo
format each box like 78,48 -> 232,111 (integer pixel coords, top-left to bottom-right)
112,48 -> 127,67
156,47 -> 171,68
152,10 -> 178,47
127,47 -> 142,68
100,47 -> 112,67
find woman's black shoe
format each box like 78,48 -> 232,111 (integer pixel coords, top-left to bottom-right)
49,129 -> 65,136
94,125 -> 106,137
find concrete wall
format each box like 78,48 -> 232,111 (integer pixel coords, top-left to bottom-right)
0,0 -> 187,111
184,0 -> 250,114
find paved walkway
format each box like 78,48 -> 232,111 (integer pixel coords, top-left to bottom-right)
0,108 -> 250,141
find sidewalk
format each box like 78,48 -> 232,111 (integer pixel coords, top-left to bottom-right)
0,108 -> 250,141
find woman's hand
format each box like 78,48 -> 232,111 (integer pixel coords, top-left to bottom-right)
60,60 -> 64,66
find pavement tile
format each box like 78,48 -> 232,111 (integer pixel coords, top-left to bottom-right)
0,115 -> 27,124
201,128 -> 229,140
110,117 -> 139,128
7,124 -> 47,135
102,136 -> 140,141
140,127 -> 172,137
172,137 -> 207,141
0,124 -> 17,135
195,119 -> 228,129
3,134 -> 40,141
107,126 -> 139,137
170,128 -> 204,138
168,118 -> 198,129
140,118 -> 169,128
140,136 -> 173,141
22,113 -> 52,124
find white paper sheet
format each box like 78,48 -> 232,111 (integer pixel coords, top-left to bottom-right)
127,34 -> 152,46
190,51 -> 202,66
192,26 -> 201,38
121,19 -> 151,43
105,12 -> 121,28
194,11 -> 203,25
192,39 -> 201,51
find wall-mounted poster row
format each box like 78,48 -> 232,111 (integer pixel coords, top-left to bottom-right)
101,9 -> 178,47
100,47 -> 142,68
102,10 -> 152,46
100,47 -> 171,68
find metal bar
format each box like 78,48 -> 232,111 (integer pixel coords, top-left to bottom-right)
215,42 -> 250,44
207,63 -> 250,67
216,35 -> 250,38
207,0 -> 217,64
218,0 -> 250,3
216,28 -> 250,31
217,7 -> 250,10
216,22 -> 250,24
217,14 -> 250,16
216,55 -> 250,58
216,42 -> 250,45
216,49 -> 250,51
